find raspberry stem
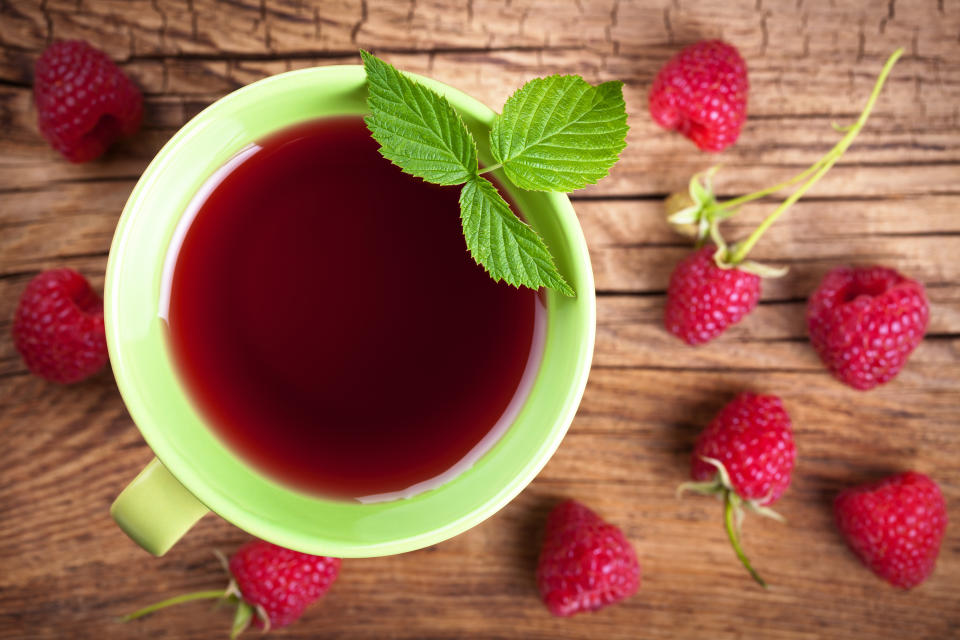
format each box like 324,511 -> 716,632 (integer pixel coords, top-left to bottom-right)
725,48 -> 903,264
120,590 -> 226,621
718,158 -> 827,211
723,492 -> 767,588
477,162 -> 503,175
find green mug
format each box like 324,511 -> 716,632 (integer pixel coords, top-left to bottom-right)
107,65 -> 596,558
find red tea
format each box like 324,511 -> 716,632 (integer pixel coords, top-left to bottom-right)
165,117 -> 543,500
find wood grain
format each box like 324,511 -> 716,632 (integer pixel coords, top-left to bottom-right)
1,1 -> 958,639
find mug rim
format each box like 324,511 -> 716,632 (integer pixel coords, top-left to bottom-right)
105,65 -> 596,557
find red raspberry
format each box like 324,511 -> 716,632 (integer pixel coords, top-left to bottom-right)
229,540 -> 341,629
835,471 -> 947,589
691,393 -> 796,505
664,246 -> 761,345
123,539 -> 341,635
807,266 -> 929,390
536,500 -> 640,617
12,269 -> 107,384
34,40 -> 143,162
649,40 -> 748,152
681,392 -> 795,586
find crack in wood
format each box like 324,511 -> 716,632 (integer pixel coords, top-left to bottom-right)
856,23 -> 865,63
602,241 -> 693,250
350,0 -> 367,44
596,290 -> 668,298
126,44 -> 584,63
0,269 -> 43,282
38,0 -> 53,44
188,0 -> 198,41
880,0 -> 894,34
0,175 -> 141,195
606,0 -> 620,55
592,365 -> 824,374
571,192 -> 670,201
517,7 -> 531,39
150,0 -> 168,50
760,10 -> 770,56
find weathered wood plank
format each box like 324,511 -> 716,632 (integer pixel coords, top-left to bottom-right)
1,274 -> 956,380
3,53 -> 960,194
2,185 -> 958,377
2,0 -> 959,197
4,0 -> 960,68
1,366 -> 958,639
1,1 -> 958,639
5,181 -> 960,246
6,181 -> 960,285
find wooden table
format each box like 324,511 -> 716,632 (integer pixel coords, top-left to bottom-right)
1,1 -> 958,638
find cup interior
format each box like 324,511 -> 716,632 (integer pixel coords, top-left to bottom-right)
105,65 -> 596,557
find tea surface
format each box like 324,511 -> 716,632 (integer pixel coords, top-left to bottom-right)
166,117 -> 541,500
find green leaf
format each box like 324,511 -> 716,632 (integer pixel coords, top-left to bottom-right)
489,75 -> 628,192
361,50 -> 477,185
459,177 -> 574,296
230,602 -> 253,639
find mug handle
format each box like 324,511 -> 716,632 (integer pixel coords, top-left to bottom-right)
111,458 -> 210,556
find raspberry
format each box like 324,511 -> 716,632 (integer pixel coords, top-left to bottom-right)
835,472 -> 947,589
806,266 -> 929,390
691,393 -> 796,505
12,269 -> 107,384
649,40 -> 749,152
229,540 -> 341,629
664,246 -> 761,345
536,500 -> 640,617
680,392 -> 796,586
34,40 -> 143,162
123,539 -> 341,635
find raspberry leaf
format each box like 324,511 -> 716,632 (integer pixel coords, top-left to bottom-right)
361,50 -> 477,185
459,176 -> 574,296
490,75 -> 629,192
361,51 -> 589,295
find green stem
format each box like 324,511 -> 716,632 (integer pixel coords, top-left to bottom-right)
477,162 -> 503,175
727,47 -> 903,264
716,158 -> 826,211
121,590 -> 226,621
724,492 -> 767,588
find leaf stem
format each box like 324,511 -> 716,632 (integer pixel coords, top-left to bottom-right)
724,492 -> 767,588
477,162 -> 503,175
121,590 -> 226,621
727,47 -> 902,264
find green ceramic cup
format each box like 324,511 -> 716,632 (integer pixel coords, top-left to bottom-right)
107,65 -> 595,558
